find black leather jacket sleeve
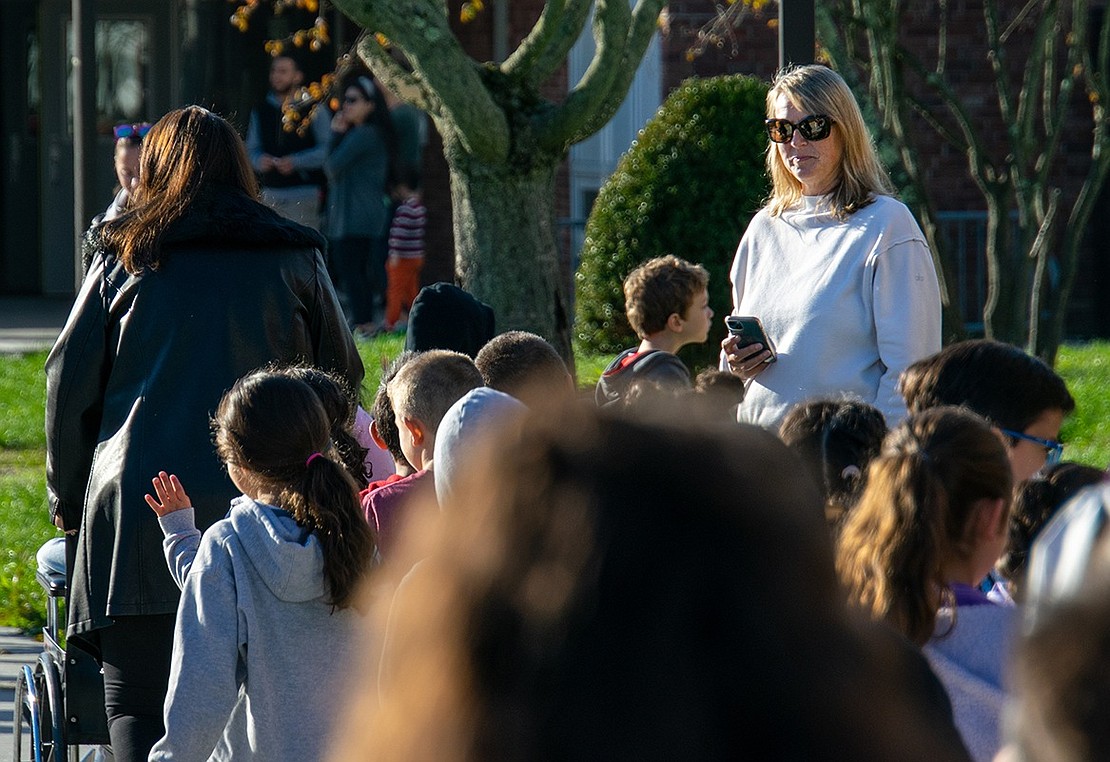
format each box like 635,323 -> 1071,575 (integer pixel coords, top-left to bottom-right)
45,255 -> 110,530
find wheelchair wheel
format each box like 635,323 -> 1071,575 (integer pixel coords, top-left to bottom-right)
13,655 -> 68,762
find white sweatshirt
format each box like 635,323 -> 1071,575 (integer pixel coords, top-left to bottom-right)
723,194 -> 941,430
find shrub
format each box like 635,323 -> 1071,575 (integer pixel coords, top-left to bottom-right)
574,74 -> 771,371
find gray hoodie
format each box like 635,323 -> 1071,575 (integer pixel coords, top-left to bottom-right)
149,496 -> 363,761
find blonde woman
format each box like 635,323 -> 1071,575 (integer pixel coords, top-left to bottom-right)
722,64 -> 941,429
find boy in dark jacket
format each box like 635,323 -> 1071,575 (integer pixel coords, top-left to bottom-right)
595,255 -> 713,408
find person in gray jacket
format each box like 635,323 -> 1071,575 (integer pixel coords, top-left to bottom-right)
144,370 -> 375,762
324,73 -> 396,335
45,106 -> 363,761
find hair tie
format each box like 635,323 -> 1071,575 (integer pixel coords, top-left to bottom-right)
305,452 -> 324,467
840,464 -> 862,482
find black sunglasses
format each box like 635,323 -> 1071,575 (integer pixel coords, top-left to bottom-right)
113,122 -> 152,141
765,114 -> 834,143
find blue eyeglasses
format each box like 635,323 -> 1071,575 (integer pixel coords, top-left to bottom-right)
113,122 -> 152,141
1000,428 -> 1064,466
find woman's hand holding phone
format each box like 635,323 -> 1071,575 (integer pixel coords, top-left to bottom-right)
722,334 -> 773,380
722,315 -> 775,380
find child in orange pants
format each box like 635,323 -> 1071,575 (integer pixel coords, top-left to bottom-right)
384,171 -> 426,332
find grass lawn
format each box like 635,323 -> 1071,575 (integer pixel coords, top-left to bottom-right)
3,339 -> 1108,631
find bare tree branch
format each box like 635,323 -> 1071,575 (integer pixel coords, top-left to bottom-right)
537,0 -> 665,150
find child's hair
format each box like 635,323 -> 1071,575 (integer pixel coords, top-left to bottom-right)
388,350 -> 484,434
372,351 -> 418,467
1010,570 -> 1110,762
899,339 -> 1075,432
475,331 -> 572,406
394,166 -> 422,194
692,368 -> 746,420
276,363 -> 370,489
623,255 -> 709,338
779,398 -> 887,530
338,399 -> 974,761
836,406 -> 1013,646
999,461 -> 1106,594
213,370 -> 375,609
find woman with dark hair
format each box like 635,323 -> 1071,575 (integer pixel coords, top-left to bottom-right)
325,73 -> 397,335
45,105 -> 363,761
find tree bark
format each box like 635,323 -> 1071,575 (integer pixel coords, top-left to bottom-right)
447,154 -> 572,362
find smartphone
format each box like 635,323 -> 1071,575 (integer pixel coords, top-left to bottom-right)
725,315 -> 777,363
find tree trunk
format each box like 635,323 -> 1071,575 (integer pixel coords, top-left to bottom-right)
447,153 -> 573,364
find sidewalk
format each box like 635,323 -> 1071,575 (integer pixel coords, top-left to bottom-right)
0,297 -> 72,355
0,626 -> 44,762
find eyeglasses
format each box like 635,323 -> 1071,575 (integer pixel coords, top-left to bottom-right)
113,123 -> 152,141
1000,428 -> 1064,466
765,114 -> 834,143
342,96 -> 365,105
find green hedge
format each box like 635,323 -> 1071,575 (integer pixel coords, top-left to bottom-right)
574,74 -> 771,370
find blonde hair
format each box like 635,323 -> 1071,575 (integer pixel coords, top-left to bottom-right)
835,406 -> 1012,646
388,350 -> 484,432
764,65 -> 894,219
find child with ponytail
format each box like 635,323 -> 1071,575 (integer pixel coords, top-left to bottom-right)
836,405 -> 1015,762
145,369 -> 375,761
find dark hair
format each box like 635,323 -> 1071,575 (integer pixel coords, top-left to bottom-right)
691,368 -> 746,420
276,363 -> 371,489
394,166 -> 422,193
99,106 -> 259,275
338,401 -> 973,761
213,370 -> 375,609
837,406 -> 1013,646
899,339 -> 1075,433
475,331 -> 571,407
1011,570 -> 1110,762
372,351 -> 418,467
343,71 -> 399,186
999,462 -> 1106,593
779,398 -> 887,530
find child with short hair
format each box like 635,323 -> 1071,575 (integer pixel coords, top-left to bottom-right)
363,349 -> 484,556
383,169 -> 427,334
144,369 -> 375,761
363,350 -> 418,495
899,339 -> 1075,482
595,255 -> 713,408
475,330 -> 574,408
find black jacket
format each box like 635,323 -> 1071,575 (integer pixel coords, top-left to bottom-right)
45,186 -> 363,647
594,348 -> 692,407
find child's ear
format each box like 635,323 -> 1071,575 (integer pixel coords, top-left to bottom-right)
402,417 -> 425,446
369,420 -> 388,451
666,312 -> 684,332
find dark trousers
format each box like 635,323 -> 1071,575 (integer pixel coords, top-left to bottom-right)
332,235 -> 387,326
98,614 -> 177,762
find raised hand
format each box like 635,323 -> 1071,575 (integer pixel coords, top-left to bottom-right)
144,471 -> 193,517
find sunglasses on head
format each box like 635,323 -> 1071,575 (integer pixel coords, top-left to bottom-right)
1000,428 -> 1064,467
765,114 -> 834,143
113,122 -> 152,141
